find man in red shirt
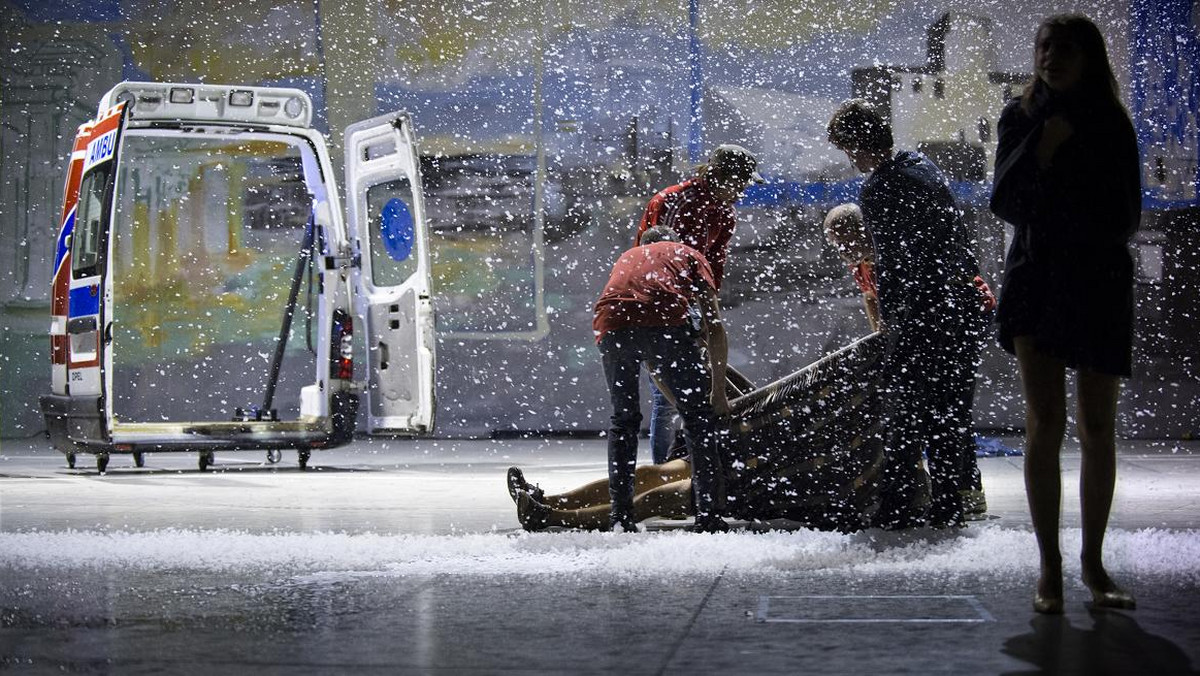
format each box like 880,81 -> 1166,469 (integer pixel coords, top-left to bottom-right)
636,144 -> 763,463
593,226 -> 731,532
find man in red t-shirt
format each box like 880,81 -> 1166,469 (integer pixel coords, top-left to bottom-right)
636,144 -> 763,463
592,226 -> 731,532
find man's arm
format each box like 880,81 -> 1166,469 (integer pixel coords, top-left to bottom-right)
696,285 -> 730,416
862,293 -> 882,332
852,260 -> 883,331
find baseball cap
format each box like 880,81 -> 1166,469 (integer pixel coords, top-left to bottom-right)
709,144 -> 765,185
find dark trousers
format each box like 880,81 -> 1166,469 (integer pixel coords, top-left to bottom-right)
878,292 -> 983,525
598,326 -> 722,520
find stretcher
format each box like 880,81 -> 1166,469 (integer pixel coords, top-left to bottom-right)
721,331 -> 887,531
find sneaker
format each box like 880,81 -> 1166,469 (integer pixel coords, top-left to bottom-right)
506,467 -> 545,505
516,490 -> 551,531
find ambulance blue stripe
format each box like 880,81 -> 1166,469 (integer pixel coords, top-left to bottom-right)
69,286 -> 100,317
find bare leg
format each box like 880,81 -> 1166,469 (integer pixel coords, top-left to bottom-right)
1014,337 -> 1067,610
521,479 -> 694,530
542,459 -> 690,509
1075,368 -> 1133,606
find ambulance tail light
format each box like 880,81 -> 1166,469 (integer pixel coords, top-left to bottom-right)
228,90 -> 254,107
331,310 -> 353,380
169,87 -> 195,104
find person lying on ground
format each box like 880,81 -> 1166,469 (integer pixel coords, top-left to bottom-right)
506,461 -> 694,531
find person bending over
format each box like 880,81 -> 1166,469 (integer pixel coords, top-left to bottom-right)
589,225 -> 730,532
823,203 -> 882,331
824,201 -> 995,518
826,101 -> 986,529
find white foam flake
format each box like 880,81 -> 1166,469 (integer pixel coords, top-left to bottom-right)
2,526 -> 1198,584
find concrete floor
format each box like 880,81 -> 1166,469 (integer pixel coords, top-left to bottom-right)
1,434 -> 1198,674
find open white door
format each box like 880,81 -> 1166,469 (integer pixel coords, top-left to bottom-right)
345,112 -> 436,434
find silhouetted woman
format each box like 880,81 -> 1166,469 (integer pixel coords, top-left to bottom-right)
991,14 -> 1141,614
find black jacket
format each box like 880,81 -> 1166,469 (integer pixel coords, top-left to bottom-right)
860,150 -> 980,325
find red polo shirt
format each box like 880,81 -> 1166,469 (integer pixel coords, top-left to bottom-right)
635,177 -> 736,289
593,242 -> 716,342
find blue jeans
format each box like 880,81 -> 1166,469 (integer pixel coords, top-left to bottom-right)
648,378 -> 678,464
598,326 -> 722,520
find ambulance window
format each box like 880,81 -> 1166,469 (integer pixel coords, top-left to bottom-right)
366,179 -> 418,286
72,164 -> 111,278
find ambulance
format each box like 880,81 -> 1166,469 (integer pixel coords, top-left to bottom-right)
39,82 -> 435,472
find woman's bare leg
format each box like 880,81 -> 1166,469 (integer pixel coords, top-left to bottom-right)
522,479 -> 695,530
1075,368 -> 1132,604
542,459 -> 690,509
1014,337 -> 1068,608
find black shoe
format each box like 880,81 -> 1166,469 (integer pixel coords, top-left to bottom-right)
516,490 -> 551,532
605,509 -> 639,533
874,509 -> 926,531
927,505 -> 965,530
687,516 -> 730,533
928,514 -> 966,530
960,488 -> 988,516
506,467 -> 545,505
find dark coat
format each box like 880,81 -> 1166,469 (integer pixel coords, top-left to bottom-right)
990,92 -> 1141,376
860,150 -> 981,326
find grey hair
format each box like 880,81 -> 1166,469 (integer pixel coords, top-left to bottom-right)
641,225 -> 681,245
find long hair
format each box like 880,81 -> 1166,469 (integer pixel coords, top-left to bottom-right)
1022,14 -> 1122,114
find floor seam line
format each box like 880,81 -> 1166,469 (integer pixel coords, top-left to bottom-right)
655,563 -> 726,676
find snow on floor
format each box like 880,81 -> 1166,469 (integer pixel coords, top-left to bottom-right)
3,525 -> 1198,584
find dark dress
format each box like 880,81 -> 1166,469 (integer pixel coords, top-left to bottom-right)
990,92 -> 1141,377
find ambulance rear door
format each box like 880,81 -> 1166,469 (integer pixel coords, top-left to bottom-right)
65,103 -> 127,441
344,112 -> 436,434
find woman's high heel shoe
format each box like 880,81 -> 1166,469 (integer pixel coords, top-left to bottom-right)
1033,593 -> 1064,615
1089,586 -> 1137,610
1083,569 -> 1137,610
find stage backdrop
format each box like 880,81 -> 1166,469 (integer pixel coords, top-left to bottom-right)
1,0 -> 1196,439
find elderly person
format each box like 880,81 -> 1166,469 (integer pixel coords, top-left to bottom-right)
824,203 -> 882,331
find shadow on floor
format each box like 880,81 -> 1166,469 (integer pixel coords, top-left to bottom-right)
1002,608 -> 1197,675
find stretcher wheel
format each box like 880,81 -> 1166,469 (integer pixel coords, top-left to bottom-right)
133,452 -> 145,468
96,453 -> 109,474
298,449 -> 311,470
266,449 -> 282,464
66,453 -> 76,469
199,451 -> 214,472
